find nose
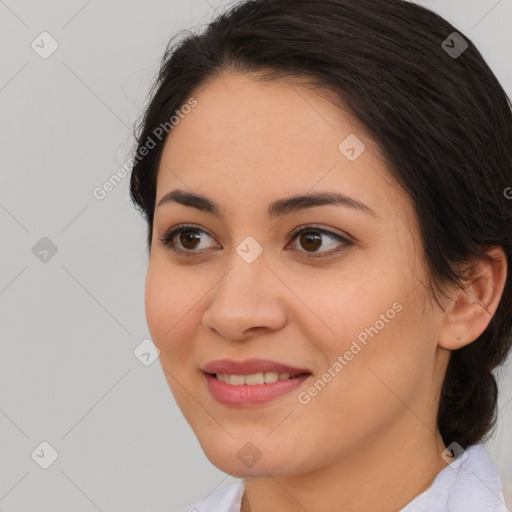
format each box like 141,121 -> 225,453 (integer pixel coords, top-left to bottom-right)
201,257 -> 288,341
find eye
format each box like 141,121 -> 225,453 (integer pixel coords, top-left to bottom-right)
158,223 -> 218,256
287,225 -> 352,258
158,223 -> 352,258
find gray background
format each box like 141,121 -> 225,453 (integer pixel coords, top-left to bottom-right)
1,0 -> 511,510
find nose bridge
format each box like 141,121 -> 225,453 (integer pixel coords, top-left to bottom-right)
213,242 -> 271,313
202,242 -> 288,339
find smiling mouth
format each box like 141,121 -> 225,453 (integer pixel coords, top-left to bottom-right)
203,369 -> 312,406
207,371 -> 310,386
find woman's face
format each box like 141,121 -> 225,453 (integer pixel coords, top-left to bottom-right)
145,71 -> 450,477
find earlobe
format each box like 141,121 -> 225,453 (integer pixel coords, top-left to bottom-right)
438,246 -> 508,351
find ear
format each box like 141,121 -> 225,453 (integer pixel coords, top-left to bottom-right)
438,246 -> 508,350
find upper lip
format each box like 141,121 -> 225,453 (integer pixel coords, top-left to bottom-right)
202,359 -> 312,375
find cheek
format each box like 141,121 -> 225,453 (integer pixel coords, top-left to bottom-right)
320,294 -> 435,419
303,271 -> 399,349
306,268 -> 432,395
145,262 -> 204,416
144,259 -> 198,363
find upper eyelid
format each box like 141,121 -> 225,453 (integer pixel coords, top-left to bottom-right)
288,224 -> 351,241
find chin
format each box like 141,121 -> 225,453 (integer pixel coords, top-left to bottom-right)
199,439 -> 302,478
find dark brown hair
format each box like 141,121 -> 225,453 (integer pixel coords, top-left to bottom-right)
129,0 -> 512,449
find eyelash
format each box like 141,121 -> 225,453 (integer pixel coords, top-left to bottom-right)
158,223 -> 352,259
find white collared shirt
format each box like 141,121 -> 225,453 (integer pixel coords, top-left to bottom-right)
178,444 -> 508,512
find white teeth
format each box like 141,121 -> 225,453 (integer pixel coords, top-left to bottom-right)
264,371 -> 279,383
216,371 -> 296,385
244,372 -> 264,385
217,373 -> 230,384
230,374 -> 246,385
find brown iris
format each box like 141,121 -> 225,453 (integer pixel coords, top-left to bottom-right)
299,231 -> 322,252
179,230 -> 202,250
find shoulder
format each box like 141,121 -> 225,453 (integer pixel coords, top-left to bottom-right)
176,479 -> 245,512
447,444 -> 508,512
400,443 -> 508,512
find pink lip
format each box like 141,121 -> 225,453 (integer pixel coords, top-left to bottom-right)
201,359 -> 312,406
203,372 -> 311,406
201,358 -> 311,375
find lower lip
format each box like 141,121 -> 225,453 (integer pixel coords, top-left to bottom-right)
204,372 -> 311,406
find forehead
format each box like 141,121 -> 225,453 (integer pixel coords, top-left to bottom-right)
155,71 -> 412,222
168,71 -> 372,153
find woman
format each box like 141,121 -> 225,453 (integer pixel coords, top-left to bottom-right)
129,0 -> 512,510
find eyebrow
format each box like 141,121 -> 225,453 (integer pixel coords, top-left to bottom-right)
156,188 -> 377,219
